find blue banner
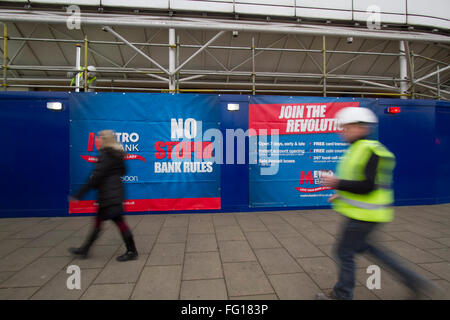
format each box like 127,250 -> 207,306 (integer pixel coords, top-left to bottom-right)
248,96 -> 378,208
69,93 -> 221,213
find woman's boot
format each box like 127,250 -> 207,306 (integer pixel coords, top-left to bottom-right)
116,230 -> 138,262
68,228 -> 100,259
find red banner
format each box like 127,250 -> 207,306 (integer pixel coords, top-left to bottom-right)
249,102 -> 359,136
69,197 -> 221,214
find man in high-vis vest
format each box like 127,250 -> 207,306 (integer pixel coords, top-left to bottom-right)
69,65 -> 97,92
316,107 -> 432,300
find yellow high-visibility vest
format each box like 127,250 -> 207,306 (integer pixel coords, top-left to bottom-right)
332,139 -> 396,222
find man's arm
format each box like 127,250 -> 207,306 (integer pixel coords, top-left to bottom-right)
336,152 -> 379,194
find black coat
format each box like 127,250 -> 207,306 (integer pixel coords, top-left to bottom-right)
75,147 -> 126,211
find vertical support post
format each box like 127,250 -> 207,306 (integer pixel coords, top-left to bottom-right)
411,50 -> 415,99
322,36 -> 326,97
84,36 -> 88,92
252,36 -> 255,95
75,44 -> 81,92
176,34 -> 180,93
3,24 -> 7,91
399,41 -> 408,99
437,66 -> 441,100
169,28 -> 176,92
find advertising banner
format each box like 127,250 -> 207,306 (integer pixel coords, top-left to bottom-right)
249,96 -> 377,208
69,93 -> 221,213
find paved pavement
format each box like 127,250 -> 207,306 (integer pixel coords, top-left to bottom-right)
0,204 -> 449,300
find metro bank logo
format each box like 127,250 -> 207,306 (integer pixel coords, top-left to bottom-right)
295,170 -> 332,193
81,132 -> 147,163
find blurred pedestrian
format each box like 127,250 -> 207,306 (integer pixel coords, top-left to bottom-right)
69,130 -> 138,262
316,107 -> 431,300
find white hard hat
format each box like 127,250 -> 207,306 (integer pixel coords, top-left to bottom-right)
87,65 -> 96,72
336,107 -> 378,125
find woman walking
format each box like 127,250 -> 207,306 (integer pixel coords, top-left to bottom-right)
69,130 -> 138,262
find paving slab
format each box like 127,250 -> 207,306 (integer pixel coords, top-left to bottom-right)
427,248 -> 450,261
0,256 -> 73,288
132,219 -> 163,236
183,252 -> 223,280
0,287 -> 40,300
230,294 -> 279,300
255,248 -> 303,275
236,218 -> 268,232
277,236 -> 325,258
23,230 -> 75,248
43,237 -> 86,257
282,216 -> 316,231
300,228 -> 335,246
186,233 -> 218,252
429,279 -> 450,299
163,215 -> 189,228
219,240 -> 256,263
0,272 -> 15,284
258,214 -> 285,225
131,265 -> 182,300
419,262 -> 450,281
268,273 -> 321,300
245,231 -> 282,249
147,243 -> 185,266
81,283 -> 135,300
93,254 -> 147,284
212,214 -> 239,227
266,223 -> 300,239
296,257 -> 340,289
31,268 -> 101,300
223,261 -> 274,297
180,279 -> 228,300
0,247 -> 51,272
353,285 -> 380,300
157,227 -> 188,243
389,231 -> 447,250
356,267 -> 413,300
433,237 -> 450,247
381,241 -> 443,264
188,221 -> 214,234
215,226 -> 246,241
0,239 -> 30,258
8,222 -> 62,239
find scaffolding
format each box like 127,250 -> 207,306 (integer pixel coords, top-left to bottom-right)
0,9 -> 449,99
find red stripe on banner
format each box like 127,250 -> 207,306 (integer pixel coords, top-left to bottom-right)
69,197 -> 221,214
249,102 -> 359,136
296,186 -> 332,193
81,154 -> 147,163
124,154 -> 147,162
80,155 -> 98,163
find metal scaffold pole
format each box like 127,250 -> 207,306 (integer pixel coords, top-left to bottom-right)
169,28 -> 176,92
252,36 -> 255,95
84,36 -> 88,92
399,41 -> 408,99
75,44 -> 81,92
3,24 -> 7,91
323,36 -> 326,97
